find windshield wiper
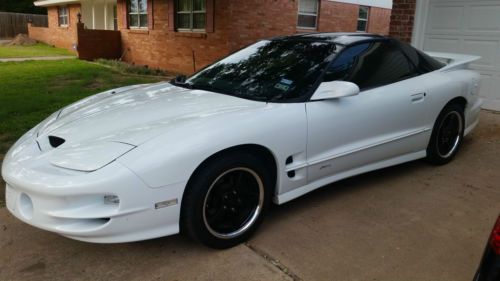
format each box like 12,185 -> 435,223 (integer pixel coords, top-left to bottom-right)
190,83 -> 225,94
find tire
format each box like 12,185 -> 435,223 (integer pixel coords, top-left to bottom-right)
180,152 -> 273,249
426,103 -> 465,165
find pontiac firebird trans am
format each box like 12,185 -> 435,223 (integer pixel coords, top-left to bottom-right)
2,33 -> 483,248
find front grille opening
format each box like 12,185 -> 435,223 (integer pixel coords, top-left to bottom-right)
48,136 -> 66,148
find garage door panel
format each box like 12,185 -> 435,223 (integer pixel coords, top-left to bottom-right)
428,5 -> 464,31
423,37 -> 460,53
479,75 -> 500,102
423,0 -> 500,110
468,5 -> 500,31
462,39 -> 500,70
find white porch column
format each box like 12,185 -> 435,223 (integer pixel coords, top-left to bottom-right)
104,1 -> 108,30
92,1 -> 96,29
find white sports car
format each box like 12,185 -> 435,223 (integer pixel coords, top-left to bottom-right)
2,33 -> 482,248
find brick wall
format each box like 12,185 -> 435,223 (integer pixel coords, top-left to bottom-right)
318,2 -> 390,35
318,1 -> 358,32
118,0 -> 392,74
225,0 -> 297,52
389,0 -> 416,43
367,6 -> 391,35
118,0 -> 232,74
28,4 -> 80,52
30,0 -> 392,74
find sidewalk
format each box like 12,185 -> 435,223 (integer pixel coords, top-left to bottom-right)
0,56 -> 75,62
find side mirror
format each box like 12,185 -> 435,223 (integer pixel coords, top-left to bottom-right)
310,81 -> 360,101
173,75 -> 187,83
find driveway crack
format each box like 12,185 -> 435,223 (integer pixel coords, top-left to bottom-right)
245,242 -> 303,281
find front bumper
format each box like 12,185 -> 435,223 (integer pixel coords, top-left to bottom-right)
2,139 -> 185,243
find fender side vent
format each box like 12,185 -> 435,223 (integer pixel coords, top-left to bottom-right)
48,136 -> 65,148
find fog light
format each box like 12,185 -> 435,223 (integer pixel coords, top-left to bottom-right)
104,195 -> 120,205
19,193 -> 34,220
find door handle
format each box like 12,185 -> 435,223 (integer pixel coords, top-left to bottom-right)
411,92 -> 426,103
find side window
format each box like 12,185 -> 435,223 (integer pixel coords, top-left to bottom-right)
324,41 -> 419,90
398,41 -> 445,73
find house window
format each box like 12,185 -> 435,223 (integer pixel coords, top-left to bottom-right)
58,6 -> 69,27
298,0 -> 319,29
357,6 -> 369,32
176,0 -> 206,31
128,0 -> 148,28
113,5 -> 118,31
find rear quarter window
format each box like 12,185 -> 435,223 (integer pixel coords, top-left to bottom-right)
397,41 -> 446,73
324,41 -> 419,90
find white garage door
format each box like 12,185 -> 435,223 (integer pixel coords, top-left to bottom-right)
419,0 -> 500,111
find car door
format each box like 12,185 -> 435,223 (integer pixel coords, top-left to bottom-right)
306,40 -> 431,183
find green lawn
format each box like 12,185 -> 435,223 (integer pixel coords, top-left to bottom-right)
0,60 -> 166,156
0,43 -> 74,58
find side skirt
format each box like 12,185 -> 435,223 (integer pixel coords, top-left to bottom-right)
274,150 -> 427,205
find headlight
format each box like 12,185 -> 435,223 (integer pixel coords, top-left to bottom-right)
50,142 -> 136,172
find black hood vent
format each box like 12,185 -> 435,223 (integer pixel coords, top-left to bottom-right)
48,136 -> 66,148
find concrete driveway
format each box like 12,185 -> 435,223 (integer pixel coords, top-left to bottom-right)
1,111 -> 499,281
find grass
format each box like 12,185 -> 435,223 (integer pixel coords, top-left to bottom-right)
0,59 -> 166,156
0,43 -> 74,58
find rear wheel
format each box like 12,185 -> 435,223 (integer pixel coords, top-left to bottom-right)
426,103 -> 465,165
181,152 -> 273,249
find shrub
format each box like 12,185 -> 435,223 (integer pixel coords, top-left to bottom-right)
95,59 -> 176,77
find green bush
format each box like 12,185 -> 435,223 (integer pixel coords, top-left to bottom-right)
95,59 -> 176,77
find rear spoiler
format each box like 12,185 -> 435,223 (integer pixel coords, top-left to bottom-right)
425,51 -> 481,71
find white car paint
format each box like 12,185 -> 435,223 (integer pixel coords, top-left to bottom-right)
1,51 -> 481,243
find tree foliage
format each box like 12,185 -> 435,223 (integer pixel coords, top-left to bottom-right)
0,0 -> 46,15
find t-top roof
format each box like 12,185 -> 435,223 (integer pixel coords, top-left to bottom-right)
275,32 -> 387,46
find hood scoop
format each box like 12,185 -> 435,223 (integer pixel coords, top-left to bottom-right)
48,136 -> 66,148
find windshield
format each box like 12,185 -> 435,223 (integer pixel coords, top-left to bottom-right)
183,39 -> 338,102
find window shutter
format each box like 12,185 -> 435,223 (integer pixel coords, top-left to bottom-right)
148,0 -> 154,29
206,0 -> 214,33
168,0 -> 175,31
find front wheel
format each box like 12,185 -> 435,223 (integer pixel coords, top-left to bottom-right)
426,103 -> 465,165
181,152 -> 273,249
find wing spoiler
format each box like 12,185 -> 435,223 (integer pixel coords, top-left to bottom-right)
426,51 -> 481,71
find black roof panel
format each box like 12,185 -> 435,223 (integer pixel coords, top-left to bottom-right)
274,32 -> 386,45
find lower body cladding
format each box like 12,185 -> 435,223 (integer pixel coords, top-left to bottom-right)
465,98 -> 482,135
3,160 -> 185,243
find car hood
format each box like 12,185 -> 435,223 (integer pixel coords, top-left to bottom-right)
35,82 -> 265,149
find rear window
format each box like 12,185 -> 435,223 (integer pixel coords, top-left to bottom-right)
398,42 -> 445,73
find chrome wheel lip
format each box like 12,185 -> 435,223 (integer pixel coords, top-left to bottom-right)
202,167 -> 264,240
436,111 -> 463,158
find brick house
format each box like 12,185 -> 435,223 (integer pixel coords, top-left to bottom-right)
389,0 -> 500,111
30,0 -> 391,74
